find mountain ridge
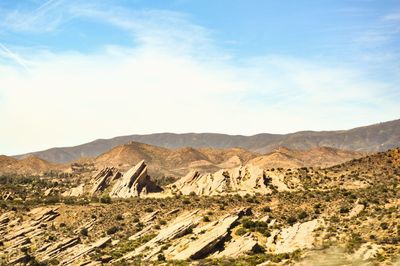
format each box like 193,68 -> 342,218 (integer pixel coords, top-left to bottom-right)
13,118 -> 400,163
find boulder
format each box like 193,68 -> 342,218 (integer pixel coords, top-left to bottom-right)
274,219 -> 323,254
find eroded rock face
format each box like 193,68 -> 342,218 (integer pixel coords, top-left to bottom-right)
90,167 -> 121,195
109,160 -> 162,198
169,164 -> 278,196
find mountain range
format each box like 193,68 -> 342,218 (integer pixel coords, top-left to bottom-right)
14,118 -> 400,164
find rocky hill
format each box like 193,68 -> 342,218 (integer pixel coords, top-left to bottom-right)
249,146 -> 364,169
14,118 -> 400,163
1,148 -> 399,265
0,155 -> 62,176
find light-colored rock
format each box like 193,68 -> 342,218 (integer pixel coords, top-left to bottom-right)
62,184 -> 85,197
117,210 -> 201,261
109,160 -> 161,198
37,237 -> 81,261
274,219 -> 323,254
212,233 -> 260,258
353,243 -> 381,261
170,212 -> 242,260
90,167 -> 121,195
61,236 -> 111,265
348,204 -> 365,218
142,210 -> 159,224
169,164 -> 273,196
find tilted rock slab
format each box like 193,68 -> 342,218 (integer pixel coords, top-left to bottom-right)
170,213 -> 240,260
109,160 -> 161,198
212,232 -> 260,258
61,236 -> 111,265
117,209 -> 201,261
90,167 -> 121,195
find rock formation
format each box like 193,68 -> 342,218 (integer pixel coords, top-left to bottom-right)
90,166 -> 121,195
109,160 -> 162,198
272,219 -> 324,254
168,164 -> 290,196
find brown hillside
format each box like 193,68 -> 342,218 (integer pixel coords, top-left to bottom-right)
249,146 -> 364,169
0,155 -> 61,175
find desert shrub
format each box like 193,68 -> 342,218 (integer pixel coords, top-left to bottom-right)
287,216 -> 297,225
182,199 -> 191,205
80,228 -> 88,236
339,206 -> 350,214
236,227 -> 247,236
202,216 -> 210,222
144,207 -> 154,213
380,222 -> 389,230
100,195 -> 111,204
298,211 -> 308,220
107,226 -> 119,235
262,206 -> 271,213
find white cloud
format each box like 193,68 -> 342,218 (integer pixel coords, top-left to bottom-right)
0,2 -> 399,155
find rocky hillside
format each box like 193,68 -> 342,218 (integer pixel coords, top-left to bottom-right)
93,141 -> 257,177
0,155 -> 62,176
0,148 -> 399,265
14,118 -> 400,163
249,146 -> 364,169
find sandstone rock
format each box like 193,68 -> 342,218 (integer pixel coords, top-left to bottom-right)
90,167 -> 121,195
142,210 -> 159,224
274,219 -> 323,254
348,203 -> 365,218
170,210 -> 246,260
38,237 -> 81,261
118,210 -> 201,261
212,233 -> 260,258
353,243 -> 381,261
109,160 -> 162,198
169,164 -> 273,196
62,184 -> 85,197
61,236 -> 111,265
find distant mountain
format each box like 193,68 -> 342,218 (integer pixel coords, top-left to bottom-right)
14,119 -> 400,163
4,141 -> 364,177
94,141 -> 257,177
0,155 -> 62,176
249,146 -> 364,169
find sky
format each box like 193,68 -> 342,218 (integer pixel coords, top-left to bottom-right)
0,0 -> 400,155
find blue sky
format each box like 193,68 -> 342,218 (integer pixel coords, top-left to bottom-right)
0,0 -> 400,154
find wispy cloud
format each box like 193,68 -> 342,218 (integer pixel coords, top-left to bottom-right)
0,42 -> 29,70
383,12 -> 400,21
1,0 -> 65,33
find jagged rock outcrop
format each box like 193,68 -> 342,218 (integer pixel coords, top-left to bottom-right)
109,160 -> 162,198
168,164 -> 288,196
90,167 -> 121,195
